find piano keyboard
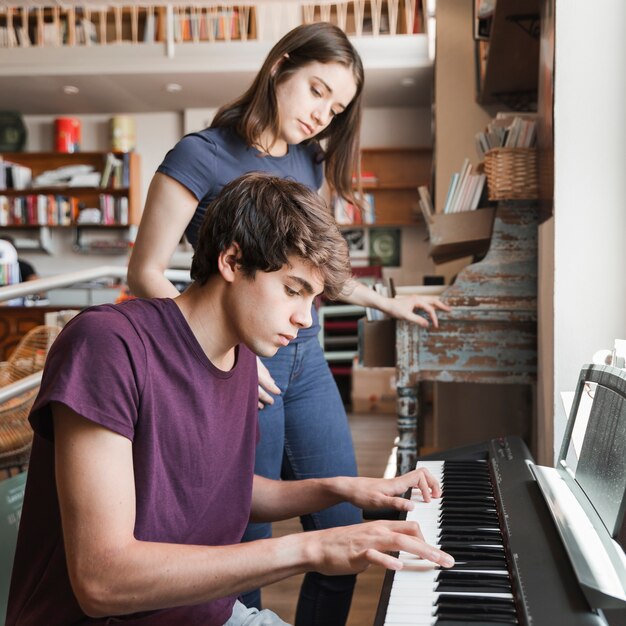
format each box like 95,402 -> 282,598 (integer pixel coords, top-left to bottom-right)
384,459 -> 519,625
374,437 -> 608,626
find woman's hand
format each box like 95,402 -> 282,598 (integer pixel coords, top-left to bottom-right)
382,294 -> 451,328
257,357 -> 281,410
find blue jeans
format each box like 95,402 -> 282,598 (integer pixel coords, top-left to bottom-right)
241,337 -> 361,626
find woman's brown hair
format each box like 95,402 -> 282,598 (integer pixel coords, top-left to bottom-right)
211,22 -> 365,209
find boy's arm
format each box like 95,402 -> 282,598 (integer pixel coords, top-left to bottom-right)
53,402 -> 310,617
54,403 -> 453,618
250,469 -> 441,523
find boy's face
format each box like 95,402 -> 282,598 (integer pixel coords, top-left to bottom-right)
230,255 -> 324,358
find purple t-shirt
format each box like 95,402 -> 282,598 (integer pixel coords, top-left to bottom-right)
7,298 -> 259,626
157,126 -> 324,341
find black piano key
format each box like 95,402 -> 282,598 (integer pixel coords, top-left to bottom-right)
440,512 -> 499,520
440,506 -> 497,515
437,571 -> 510,583
439,528 -> 503,545
436,581 -> 512,593
435,616 -> 519,626
438,534 -> 502,549
440,544 -> 504,554
440,493 -> 495,501
437,594 -> 514,605
444,560 -> 507,570
435,613 -> 518,624
436,603 -> 516,614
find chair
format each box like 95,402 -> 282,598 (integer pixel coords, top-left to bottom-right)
0,325 -> 61,475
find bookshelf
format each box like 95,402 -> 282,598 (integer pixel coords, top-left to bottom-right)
338,147 -> 432,228
474,0 -> 540,110
0,151 -> 141,253
0,5 -> 257,47
0,2 -> 426,50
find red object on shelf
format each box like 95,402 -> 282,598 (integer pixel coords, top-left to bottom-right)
54,117 -> 81,153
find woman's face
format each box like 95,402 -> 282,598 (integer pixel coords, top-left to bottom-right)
272,61 -> 358,151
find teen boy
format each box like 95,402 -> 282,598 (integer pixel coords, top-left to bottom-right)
7,173 -> 453,626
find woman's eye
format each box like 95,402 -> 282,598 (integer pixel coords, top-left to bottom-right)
311,86 -> 322,97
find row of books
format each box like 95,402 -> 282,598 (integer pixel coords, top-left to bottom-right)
334,193 -> 376,225
0,262 -> 20,287
0,153 -> 130,192
0,193 -> 128,227
170,7 -> 243,42
0,161 -> 32,191
418,158 -> 486,218
475,112 -> 538,158
100,153 -> 130,189
0,5 -> 250,48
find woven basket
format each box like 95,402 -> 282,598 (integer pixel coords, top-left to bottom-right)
483,148 -> 539,201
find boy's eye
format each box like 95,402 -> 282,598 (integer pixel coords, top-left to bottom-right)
285,286 -> 300,297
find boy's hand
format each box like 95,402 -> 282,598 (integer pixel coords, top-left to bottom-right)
335,468 -> 441,512
305,520 -> 454,574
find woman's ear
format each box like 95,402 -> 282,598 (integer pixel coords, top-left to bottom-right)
217,243 -> 241,283
271,52 -> 290,77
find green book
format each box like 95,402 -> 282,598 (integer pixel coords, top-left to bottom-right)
0,471 -> 26,624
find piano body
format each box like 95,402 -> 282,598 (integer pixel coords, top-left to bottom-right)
375,364 -> 626,625
395,201 -> 538,475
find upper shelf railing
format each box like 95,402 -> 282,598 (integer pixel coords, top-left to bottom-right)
0,1 -> 429,52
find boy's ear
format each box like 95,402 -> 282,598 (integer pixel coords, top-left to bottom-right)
217,243 -> 241,283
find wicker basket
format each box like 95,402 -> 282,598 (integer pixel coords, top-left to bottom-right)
483,148 -> 538,201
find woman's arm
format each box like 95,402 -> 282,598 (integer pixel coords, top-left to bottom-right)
339,278 -> 451,328
127,173 -> 199,298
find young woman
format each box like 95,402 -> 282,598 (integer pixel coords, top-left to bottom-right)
127,21 -> 449,626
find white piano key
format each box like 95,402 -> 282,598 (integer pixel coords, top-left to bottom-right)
383,460 -> 515,625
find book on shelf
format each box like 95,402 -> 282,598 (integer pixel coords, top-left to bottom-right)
143,7 -> 156,42
0,161 -> 33,191
475,113 -> 539,158
354,170 -> 379,186
442,159 -> 486,214
417,185 -> 434,224
100,153 -> 123,188
333,193 -> 375,225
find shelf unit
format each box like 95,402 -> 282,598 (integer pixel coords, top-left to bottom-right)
474,0 -> 540,110
0,151 -> 141,254
355,147 -> 432,226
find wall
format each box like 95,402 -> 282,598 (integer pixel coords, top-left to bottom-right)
433,0 -> 500,282
551,0 -> 626,459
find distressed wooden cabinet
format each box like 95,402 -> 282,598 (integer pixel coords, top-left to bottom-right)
394,201 -> 538,473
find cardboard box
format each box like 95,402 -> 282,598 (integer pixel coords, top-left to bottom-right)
351,363 -> 396,414
358,318 -> 396,367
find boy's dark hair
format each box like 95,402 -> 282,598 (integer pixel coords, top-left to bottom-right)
211,22 -> 365,210
190,172 -> 351,300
